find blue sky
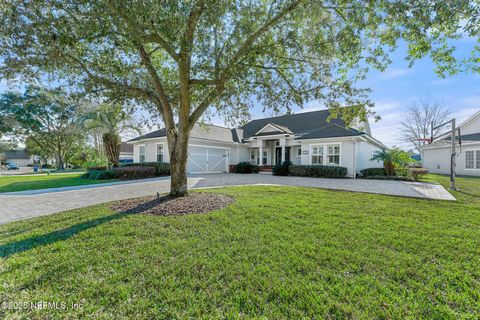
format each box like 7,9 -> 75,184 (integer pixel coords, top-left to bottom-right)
240,39 -> 480,149
1,40 -> 478,150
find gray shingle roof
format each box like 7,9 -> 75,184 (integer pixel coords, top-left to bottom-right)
4,149 -> 30,160
128,109 -> 373,144
241,109 -> 345,139
128,123 -> 240,143
442,133 -> 480,142
295,123 -> 362,140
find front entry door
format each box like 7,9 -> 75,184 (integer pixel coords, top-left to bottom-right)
275,147 -> 291,165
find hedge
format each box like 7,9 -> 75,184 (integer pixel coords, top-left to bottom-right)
289,165 -> 348,178
112,166 -> 156,179
121,162 -> 170,176
360,167 -> 386,177
82,170 -> 115,180
361,175 -> 413,181
272,161 -> 292,176
234,161 -> 259,174
87,166 -> 108,171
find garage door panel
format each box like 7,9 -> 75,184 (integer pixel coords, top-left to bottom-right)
187,146 -> 228,173
208,154 -> 226,172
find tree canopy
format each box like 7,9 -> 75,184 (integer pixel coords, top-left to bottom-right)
0,0 -> 477,194
1,1 -> 477,123
0,86 -> 86,170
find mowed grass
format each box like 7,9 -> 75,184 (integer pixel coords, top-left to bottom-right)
0,173 -> 112,193
0,175 -> 479,319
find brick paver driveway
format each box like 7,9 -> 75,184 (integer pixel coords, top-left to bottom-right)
0,173 -> 455,224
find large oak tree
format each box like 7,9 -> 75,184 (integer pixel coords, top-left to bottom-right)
0,1 -> 478,195
0,86 -> 86,170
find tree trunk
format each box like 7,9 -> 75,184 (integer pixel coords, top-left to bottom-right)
103,132 -> 121,168
167,129 -> 190,196
56,156 -> 65,171
384,161 -> 394,176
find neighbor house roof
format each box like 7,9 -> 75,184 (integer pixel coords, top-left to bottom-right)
128,123 -> 240,143
446,133 -> 480,142
295,123 -> 362,140
241,109 -> 346,139
4,149 -> 30,160
120,142 -> 134,154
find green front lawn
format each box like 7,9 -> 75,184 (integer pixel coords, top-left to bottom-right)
0,175 -> 478,318
0,173 -> 114,193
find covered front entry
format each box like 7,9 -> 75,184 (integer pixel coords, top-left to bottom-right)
187,146 -> 229,174
275,147 -> 291,165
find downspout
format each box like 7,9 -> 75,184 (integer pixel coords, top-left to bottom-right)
352,138 -> 356,179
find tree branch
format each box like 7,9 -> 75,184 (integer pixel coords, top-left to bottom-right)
189,0 -> 304,126
138,46 -> 176,130
189,78 -> 218,85
105,1 -> 180,62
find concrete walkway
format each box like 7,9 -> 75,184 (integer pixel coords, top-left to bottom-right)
0,174 -> 455,225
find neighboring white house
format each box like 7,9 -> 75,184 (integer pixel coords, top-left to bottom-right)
128,109 -> 385,177
3,149 -> 35,167
423,110 -> 480,176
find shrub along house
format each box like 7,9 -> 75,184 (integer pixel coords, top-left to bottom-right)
128,109 -> 385,177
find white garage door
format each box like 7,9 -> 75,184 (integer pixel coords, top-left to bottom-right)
187,146 -> 229,174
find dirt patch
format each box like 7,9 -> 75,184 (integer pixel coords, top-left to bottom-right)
110,192 -> 234,215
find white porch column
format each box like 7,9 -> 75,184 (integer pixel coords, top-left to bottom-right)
259,144 -> 263,166
281,146 -> 285,163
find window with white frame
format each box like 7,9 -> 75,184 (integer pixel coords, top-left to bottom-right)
327,144 -> 340,165
297,148 -> 302,156
311,144 -> 341,165
250,149 -> 257,164
139,145 -> 146,163
465,150 -> 480,169
156,144 -> 164,162
262,150 -> 268,165
311,146 -> 324,165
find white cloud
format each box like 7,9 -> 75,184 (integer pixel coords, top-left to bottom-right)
378,68 -> 413,79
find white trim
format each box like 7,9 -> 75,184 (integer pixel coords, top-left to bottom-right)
187,144 -> 230,174
137,144 -> 146,163
458,111 -> 480,131
464,149 -> 480,170
254,123 -> 293,136
155,142 -> 164,162
309,142 -> 342,166
248,133 -> 293,140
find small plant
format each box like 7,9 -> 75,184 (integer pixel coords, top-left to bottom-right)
234,162 -> 259,174
409,167 -> 429,180
370,148 -> 416,176
272,160 -> 292,176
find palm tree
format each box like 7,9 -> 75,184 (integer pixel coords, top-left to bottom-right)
371,148 -> 414,176
82,103 -> 142,167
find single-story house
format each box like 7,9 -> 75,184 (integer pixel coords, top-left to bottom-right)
3,149 -> 34,167
128,109 -> 386,177
119,142 -> 134,162
423,110 -> 480,176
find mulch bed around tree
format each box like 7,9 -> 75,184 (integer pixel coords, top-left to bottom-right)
110,192 -> 234,216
